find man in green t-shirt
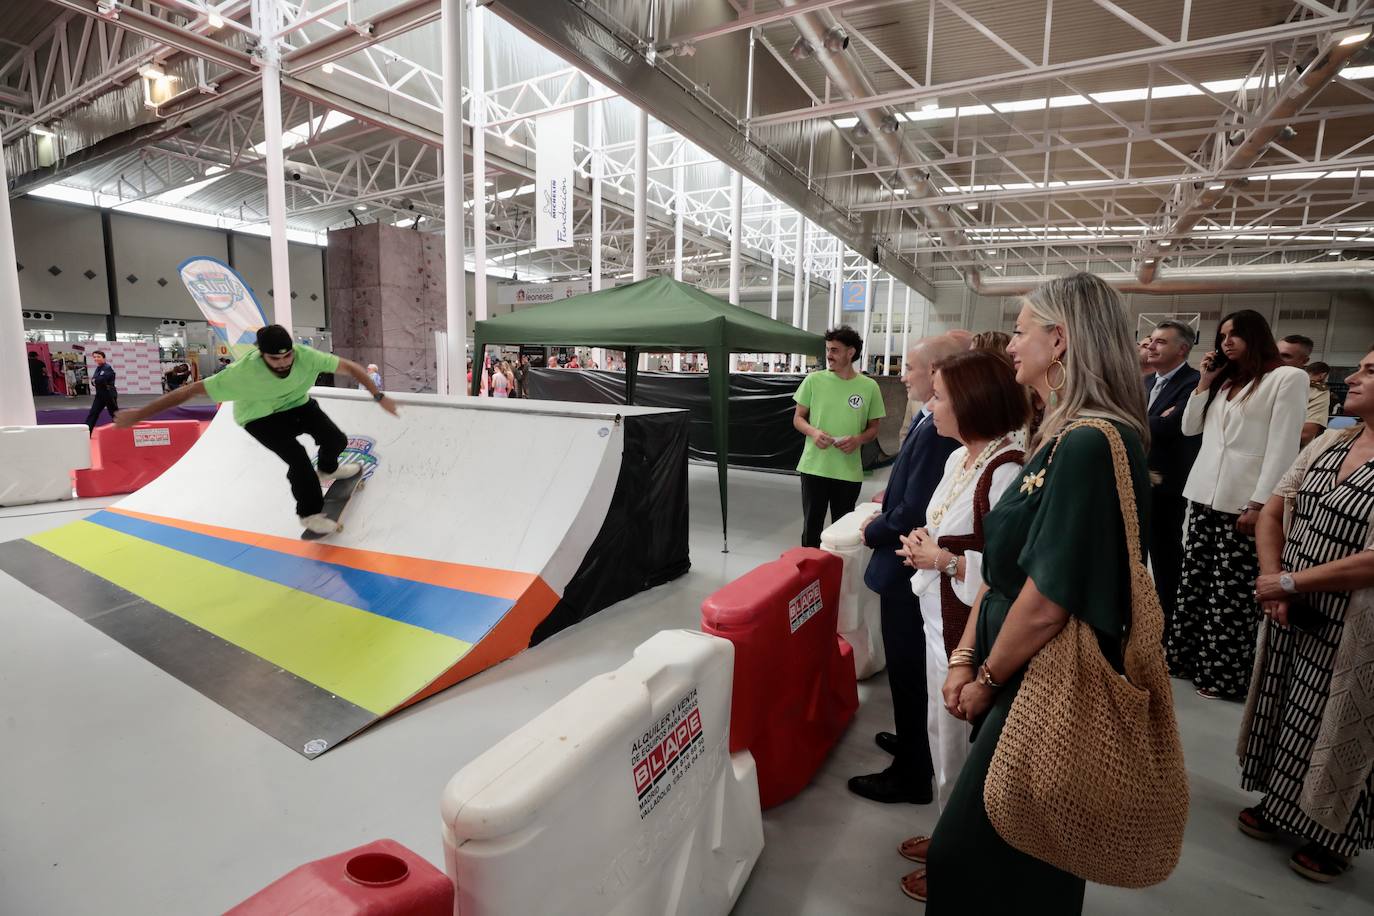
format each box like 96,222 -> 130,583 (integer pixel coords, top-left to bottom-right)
115,325 -> 398,534
793,325 -> 885,547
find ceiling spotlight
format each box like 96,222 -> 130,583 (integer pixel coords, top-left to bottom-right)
673,41 -> 697,58
1278,125 -> 1298,141
790,37 -> 814,61
823,27 -> 850,53
1159,239 -> 1173,246
1227,129 -> 1245,146
139,63 -> 166,80
96,0 -> 117,19
1206,182 -> 1225,190
1328,249 -> 1344,256
878,114 -> 899,134
322,61 -> 335,75
207,11 -> 224,29
357,204 -> 369,211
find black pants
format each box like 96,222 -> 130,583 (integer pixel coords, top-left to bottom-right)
799,472 -> 862,548
85,389 -> 119,431
244,399 -> 347,518
879,588 -> 934,784
1149,486 -> 1187,633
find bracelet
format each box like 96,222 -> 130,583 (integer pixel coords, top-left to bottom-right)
949,648 -> 976,669
978,662 -> 1002,689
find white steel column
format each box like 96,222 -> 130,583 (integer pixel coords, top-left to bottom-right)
469,0 -> 487,322
830,241 -> 841,328
729,174 -> 742,305
901,286 -> 911,359
633,108 -> 648,281
769,202 -> 780,321
672,141 -> 683,372
0,142 -> 35,426
883,276 -> 894,375
591,99 -> 603,292
441,0 -> 469,395
790,216 -> 806,371
590,97 -> 605,370
860,262 -> 873,373
254,0 -> 293,331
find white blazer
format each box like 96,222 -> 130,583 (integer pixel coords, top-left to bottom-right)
1181,365 -> 1309,512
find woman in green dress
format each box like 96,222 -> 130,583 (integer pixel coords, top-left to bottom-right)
923,273 -> 1152,913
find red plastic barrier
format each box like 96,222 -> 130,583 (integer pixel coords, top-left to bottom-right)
74,420 -> 204,497
226,838 -> 453,915
701,547 -> 858,808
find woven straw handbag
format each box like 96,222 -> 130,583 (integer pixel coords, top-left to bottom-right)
983,419 -> 1189,888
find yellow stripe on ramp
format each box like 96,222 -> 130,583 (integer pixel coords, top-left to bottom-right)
30,521 -> 471,715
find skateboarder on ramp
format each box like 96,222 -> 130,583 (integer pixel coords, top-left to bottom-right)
115,324 -> 398,535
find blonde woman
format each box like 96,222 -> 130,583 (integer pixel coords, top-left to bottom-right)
923,273 -> 1152,913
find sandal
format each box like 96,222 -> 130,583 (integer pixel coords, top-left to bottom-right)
1196,687 -> 1222,700
900,868 -> 927,903
1236,806 -> 1279,842
1289,843 -> 1351,883
899,835 -> 931,863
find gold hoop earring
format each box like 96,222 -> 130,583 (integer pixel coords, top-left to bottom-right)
1046,358 -> 1067,392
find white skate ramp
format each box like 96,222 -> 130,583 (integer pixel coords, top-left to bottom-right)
0,390 -> 654,757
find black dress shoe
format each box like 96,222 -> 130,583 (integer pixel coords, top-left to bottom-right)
875,731 -> 899,755
848,767 -> 934,805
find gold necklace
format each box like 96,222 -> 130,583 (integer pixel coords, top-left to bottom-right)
928,436 -> 1009,527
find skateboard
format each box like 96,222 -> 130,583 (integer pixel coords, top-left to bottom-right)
301,471 -> 365,540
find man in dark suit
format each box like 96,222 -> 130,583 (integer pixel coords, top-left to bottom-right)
1144,320 -> 1203,630
850,335 -> 964,805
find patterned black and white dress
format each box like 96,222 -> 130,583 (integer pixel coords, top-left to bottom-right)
1240,435 -> 1374,856
1168,502 -> 1261,698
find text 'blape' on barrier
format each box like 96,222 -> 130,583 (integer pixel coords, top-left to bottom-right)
440,629 -> 763,916
0,425 -> 89,507
75,420 -> 207,498
700,548 -> 860,809
225,838 -> 453,915
820,502 -> 888,678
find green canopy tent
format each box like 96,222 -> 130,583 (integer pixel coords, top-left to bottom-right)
472,275 -> 826,548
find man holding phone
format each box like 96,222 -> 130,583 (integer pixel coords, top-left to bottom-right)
792,326 -> 885,547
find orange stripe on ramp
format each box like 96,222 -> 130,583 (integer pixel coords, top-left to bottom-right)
107,507 -> 541,601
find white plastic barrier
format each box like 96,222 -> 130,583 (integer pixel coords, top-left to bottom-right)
820,502 -> 886,678
441,630 -> 764,915
0,425 -> 89,506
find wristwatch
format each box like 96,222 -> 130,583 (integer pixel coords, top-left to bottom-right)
1279,572 -> 1298,595
373,391 -> 385,402
942,553 -> 959,578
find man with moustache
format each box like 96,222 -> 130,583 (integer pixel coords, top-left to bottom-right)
115,324 -> 398,535
793,325 -> 886,548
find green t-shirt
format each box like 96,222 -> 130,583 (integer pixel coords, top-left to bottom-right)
203,344 -> 341,426
794,370 -> 886,482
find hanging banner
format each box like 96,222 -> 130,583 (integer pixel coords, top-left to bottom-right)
177,256 -> 267,361
496,280 -> 592,306
840,281 -> 867,312
535,109 -> 574,250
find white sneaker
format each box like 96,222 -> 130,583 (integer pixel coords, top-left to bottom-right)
319,462 -> 361,481
300,513 -> 340,535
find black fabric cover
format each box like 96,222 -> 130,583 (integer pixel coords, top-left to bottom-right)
527,368 -> 892,471
530,408 -> 691,645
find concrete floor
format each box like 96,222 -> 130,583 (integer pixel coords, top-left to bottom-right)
0,464 -> 1370,914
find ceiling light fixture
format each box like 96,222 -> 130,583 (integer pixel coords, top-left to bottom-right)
790,37 -> 814,61
357,204 -> 369,211
1278,125 -> 1298,140
29,125 -> 57,138
207,10 -> 224,29
853,122 -> 871,138
1206,182 -> 1226,190
823,27 -> 849,53
322,61 -> 335,74
879,114 -> 899,134
139,63 -> 166,80
966,202 -> 979,210
1338,29 -> 1371,47
1328,249 -> 1344,256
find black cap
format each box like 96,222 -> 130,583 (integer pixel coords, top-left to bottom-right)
256,324 -> 294,355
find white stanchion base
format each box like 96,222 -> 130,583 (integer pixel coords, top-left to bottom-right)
820,501 -> 887,678
441,629 -> 764,915
0,425 -> 89,506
